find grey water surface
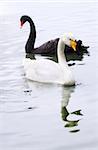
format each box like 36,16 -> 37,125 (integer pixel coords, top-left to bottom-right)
0,1 -> 98,150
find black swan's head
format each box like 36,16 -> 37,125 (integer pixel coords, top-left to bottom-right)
20,15 -> 32,27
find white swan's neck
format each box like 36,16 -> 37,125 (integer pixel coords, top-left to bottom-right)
57,39 -> 68,66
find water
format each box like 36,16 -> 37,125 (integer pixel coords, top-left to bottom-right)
0,1 -> 98,150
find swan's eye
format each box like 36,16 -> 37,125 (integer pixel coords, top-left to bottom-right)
69,38 -> 76,42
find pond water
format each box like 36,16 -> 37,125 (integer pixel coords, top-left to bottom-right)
0,1 -> 98,150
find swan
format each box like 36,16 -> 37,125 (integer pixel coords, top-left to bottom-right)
20,15 -> 89,57
23,33 -> 77,85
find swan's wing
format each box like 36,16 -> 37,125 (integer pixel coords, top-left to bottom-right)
23,58 -> 63,83
34,38 -> 59,55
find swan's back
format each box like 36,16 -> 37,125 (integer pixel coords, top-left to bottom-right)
23,58 -> 75,85
23,58 -> 63,84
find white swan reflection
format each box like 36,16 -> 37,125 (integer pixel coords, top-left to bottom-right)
61,86 -> 83,133
26,81 -> 83,133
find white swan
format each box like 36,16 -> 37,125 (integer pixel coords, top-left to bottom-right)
23,33 -> 77,85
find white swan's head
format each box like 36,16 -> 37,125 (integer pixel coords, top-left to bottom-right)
62,33 -> 77,51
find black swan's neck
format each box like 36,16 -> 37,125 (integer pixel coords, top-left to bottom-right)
25,19 -> 36,53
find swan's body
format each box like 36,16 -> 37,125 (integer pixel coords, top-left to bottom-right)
23,35 -> 76,85
20,15 -> 89,58
23,58 -> 74,85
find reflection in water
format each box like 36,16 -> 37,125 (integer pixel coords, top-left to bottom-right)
27,80 -> 83,133
61,87 -> 83,133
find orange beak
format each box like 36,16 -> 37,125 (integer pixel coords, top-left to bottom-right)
70,40 -> 77,51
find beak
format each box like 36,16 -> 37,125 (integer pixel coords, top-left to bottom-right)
70,40 -> 77,51
20,21 -> 24,28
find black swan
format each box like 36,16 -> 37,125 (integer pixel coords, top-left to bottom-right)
20,15 -> 89,61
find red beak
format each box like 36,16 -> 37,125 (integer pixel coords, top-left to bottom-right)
20,21 -> 24,28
